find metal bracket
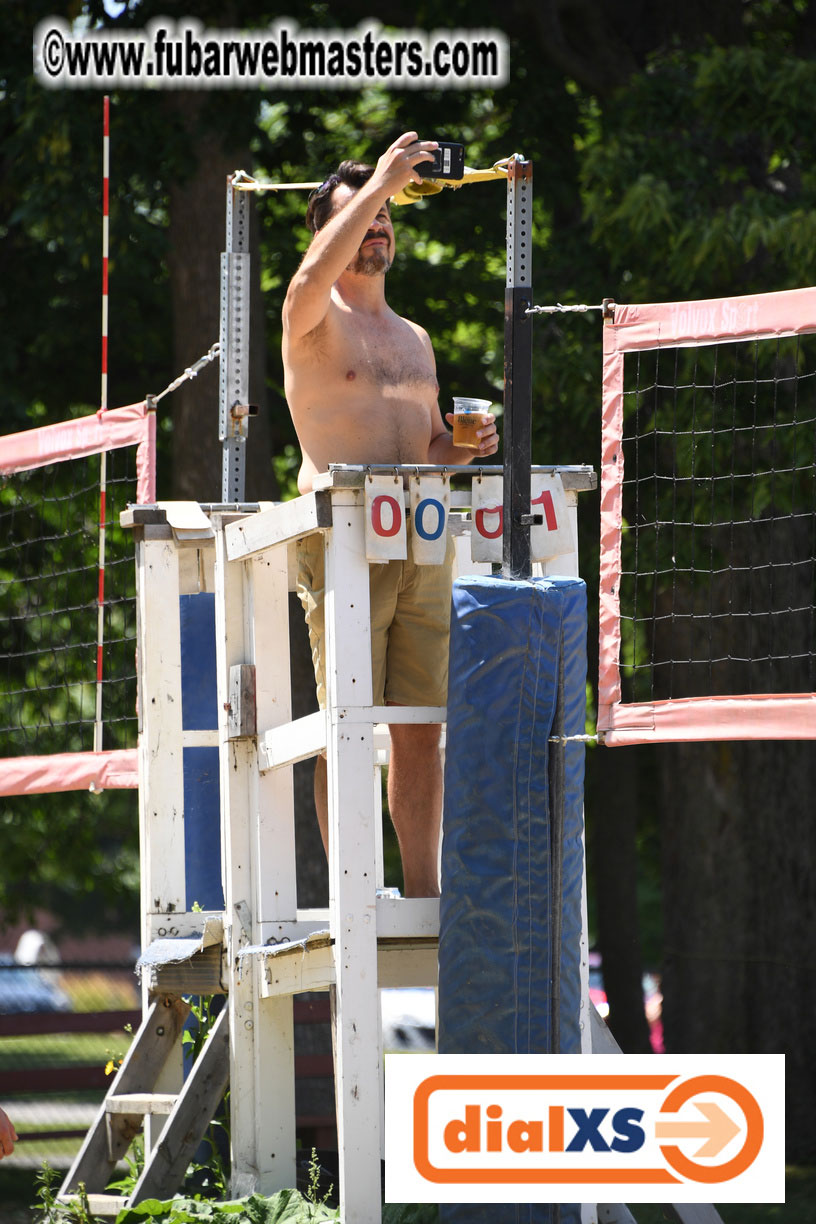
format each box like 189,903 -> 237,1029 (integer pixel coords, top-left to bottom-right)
226,664 -> 257,739
219,178 -> 252,502
503,154 -> 534,580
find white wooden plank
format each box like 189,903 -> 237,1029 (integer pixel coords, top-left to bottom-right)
214,529 -> 296,1198
258,711 -> 447,773
137,536 -> 186,940
261,899 -> 439,941
342,705 -> 447,725
324,499 -> 382,1223
260,916 -> 331,943
258,710 -> 326,772
146,910 -> 223,942
376,897 -> 439,938
254,940 -> 439,995
215,548 -> 260,1191
65,1196 -> 128,1216
597,1207 -> 637,1223
182,730 -> 219,748
324,496 -> 372,710
133,1005 -> 230,1204
247,546 -> 297,923
378,944 -> 438,988
374,762 -> 384,890
452,528 -> 492,578
658,1207 -> 725,1224
258,943 -> 336,997
249,991 -> 297,1197
106,1093 -> 177,1115
314,464 -> 597,492
590,1000 -> 622,1055
224,492 -> 332,561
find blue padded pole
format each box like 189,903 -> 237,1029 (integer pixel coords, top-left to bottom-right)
180,592 -> 224,912
438,574 -> 587,1224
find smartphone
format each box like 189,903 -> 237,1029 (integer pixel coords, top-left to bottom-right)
418,142 -> 465,180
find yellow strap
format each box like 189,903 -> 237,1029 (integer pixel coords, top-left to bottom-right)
392,161 -> 510,204
230,159 -> 512,203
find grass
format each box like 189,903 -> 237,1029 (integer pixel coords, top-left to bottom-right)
0,1166 -> 813,1224
57,971 -> 139,1013
0,1031 -> 131,1071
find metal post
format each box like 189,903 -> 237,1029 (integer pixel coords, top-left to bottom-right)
219,177 -> 250,503
502,156 -> 534,579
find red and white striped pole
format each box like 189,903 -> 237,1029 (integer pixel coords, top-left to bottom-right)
93,95 -> 110,757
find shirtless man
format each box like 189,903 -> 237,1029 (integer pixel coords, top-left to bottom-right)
282,132 -> 499,897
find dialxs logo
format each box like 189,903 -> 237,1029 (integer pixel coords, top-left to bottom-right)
385,1054 -> 785,1204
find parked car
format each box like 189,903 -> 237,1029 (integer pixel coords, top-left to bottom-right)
0,954 -> 71,1013
381,987 -> 436,1052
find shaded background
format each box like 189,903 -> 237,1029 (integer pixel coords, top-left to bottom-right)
1,0 -> 815,1211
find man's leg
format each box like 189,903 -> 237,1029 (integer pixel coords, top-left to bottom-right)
314,754 -> 329,858
315,730 -> 442,897
387,717 -> 443,898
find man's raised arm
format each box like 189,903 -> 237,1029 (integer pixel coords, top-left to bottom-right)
282,133 -> 437,343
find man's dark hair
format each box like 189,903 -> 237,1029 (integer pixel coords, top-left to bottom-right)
306,159 -> 382,234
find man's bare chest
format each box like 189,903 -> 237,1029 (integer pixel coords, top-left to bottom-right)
317,312 -> 437,393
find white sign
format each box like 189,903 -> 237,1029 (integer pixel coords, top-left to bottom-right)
470,476 -> 504,564
364,475 -> 407,562
469,475 -> 575,566
409,475 -> 450,565
530,471 -> 574,562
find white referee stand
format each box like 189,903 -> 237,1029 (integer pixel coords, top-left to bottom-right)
217,472 -> 455,1217
130,466 -> 705,1224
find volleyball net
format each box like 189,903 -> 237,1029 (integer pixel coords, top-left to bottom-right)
598,286 -> 816,744
0,401 -> 155,794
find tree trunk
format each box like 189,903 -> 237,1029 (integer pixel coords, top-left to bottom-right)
660,738 -> 816,1160
163,95 -> 327,906
655,517 -> 816,1159
165,94 -> 272,503
589,745 -> 655,1053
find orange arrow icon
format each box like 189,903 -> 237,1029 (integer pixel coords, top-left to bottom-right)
656,1101 -> 741,1158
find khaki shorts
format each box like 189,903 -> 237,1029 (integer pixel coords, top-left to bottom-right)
296,525 -> 455,708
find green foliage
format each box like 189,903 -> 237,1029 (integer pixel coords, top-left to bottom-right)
582,42 -> 816,300
107,1134 -> 146,1199
35,1162 -> 94,1224
382,1208 -> 439,1224
304,1150 -> 333,1217
115,1191 -> 339,1224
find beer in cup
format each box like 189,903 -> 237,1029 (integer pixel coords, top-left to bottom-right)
452,397 -> 492,449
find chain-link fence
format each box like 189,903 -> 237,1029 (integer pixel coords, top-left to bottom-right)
0,959 -> 139,1172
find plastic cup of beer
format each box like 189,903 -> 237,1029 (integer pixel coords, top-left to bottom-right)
452,397 -> 492,449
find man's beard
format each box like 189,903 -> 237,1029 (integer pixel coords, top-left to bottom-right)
348,244 -> 392,276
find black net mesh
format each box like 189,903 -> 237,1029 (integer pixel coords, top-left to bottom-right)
619,334 -> 816,704
0,447 -> 137,756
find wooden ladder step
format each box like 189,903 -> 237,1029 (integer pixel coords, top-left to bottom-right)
106,1093 -> 178,1115
59,1194 -> 129,1216
60,996 -> 190,1198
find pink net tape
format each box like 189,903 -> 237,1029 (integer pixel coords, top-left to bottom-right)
598,286 -> 816,743
605,285 -> 816,353
0,401 -> 156,503
0,749 -> 138,796
601,695 -> 816,746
